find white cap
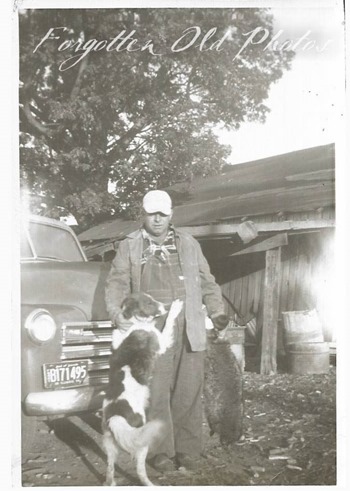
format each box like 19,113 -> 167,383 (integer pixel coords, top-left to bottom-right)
142,190 -> 172,215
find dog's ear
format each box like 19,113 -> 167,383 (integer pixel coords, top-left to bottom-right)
121,296 -> 138,319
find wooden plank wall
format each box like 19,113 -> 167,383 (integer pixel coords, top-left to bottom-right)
220,229 -> 335,343
260,247 -> 282,374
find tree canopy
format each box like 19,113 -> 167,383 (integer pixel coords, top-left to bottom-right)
19,8 -> 293,230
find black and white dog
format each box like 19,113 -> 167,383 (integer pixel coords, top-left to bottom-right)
102,292 -> 183,486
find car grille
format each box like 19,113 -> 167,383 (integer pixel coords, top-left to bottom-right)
61,321 -> 113,386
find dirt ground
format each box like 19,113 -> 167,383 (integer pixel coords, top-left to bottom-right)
20,363 -> 336,487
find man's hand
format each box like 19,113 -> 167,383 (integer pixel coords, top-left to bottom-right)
112,312 -> 133,333
211,313 -> 230,331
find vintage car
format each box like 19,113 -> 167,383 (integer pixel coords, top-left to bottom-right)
21,215 -> 113,454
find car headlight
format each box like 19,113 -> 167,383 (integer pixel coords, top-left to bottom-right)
24,309 -> 57,344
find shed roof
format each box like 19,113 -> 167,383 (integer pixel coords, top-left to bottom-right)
78,143 -> 335,242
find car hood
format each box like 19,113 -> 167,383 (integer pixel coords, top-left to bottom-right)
21,261 -> 112,321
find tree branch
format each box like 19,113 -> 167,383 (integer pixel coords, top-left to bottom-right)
108,115 -> 152,153
21,102 -> 53,137
70,55 -> 89,100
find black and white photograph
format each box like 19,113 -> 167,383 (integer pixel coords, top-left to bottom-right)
12,0 -> 348,487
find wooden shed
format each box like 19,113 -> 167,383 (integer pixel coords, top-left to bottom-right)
78,143 -> 335,373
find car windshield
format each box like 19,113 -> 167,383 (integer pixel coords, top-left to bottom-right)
21,221 -> 85,262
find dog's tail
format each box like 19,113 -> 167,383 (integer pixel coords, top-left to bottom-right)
107,416 -> 164,454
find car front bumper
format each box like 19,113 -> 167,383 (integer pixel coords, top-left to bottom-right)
23,386 -> 106,416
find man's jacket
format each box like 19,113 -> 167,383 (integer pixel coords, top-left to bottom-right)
105,228 -> 225,351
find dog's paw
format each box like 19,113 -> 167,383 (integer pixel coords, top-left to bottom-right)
168,299 -> 183,319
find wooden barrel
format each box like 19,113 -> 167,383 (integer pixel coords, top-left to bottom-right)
287,342 -> 329,374
282,310 -> 324,346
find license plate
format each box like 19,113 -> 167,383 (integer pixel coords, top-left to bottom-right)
43,361 -> 89,389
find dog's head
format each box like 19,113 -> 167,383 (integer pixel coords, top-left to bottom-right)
121,293 -> 167,321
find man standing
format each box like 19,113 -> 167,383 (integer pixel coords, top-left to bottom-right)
105,190 -> 228,472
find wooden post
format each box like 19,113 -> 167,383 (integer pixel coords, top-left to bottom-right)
260,247 -> 282,375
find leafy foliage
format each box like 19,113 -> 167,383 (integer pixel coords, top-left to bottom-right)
19,8 -> 293,229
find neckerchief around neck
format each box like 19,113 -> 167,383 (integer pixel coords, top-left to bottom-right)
141,228 -> 177,264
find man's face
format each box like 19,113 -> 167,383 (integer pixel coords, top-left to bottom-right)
143,212 -> 172,238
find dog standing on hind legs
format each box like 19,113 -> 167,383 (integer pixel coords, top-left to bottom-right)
102,292 -> 183,486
